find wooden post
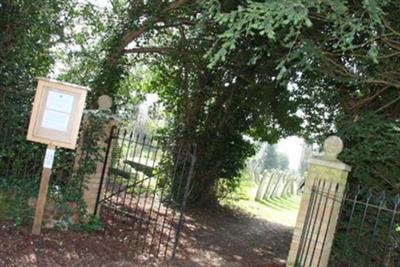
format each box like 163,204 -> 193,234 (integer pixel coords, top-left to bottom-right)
32,144 -> 56,235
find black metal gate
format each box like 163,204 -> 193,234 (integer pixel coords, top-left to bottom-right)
94,126 -> 196,259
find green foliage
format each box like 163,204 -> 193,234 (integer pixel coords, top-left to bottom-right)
261,144 -> 290,170
90,0 -> 303,205
202,0 -> 313,68
0,110 -> 110,227
332,112 -> 400,264
217,169 -> 256,206
0,0 -> 77,224
52,111 -> 111,226
78,0 -> 400,206
70,215 -> 103,232
206,0 -> 400,137
0,0 -> 75,151
216,176 -> 243,201
0,190 -> 33,226
337,112 -> 400,195
0,169 -> 39,225
0,1 -> 117,227
231,172 -> 257,201
330,190 -> 399,266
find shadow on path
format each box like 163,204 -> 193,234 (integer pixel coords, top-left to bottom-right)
170,207 -> 294,267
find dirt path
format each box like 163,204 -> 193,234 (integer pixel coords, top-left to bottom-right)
0,208 -> 293,267
172,208 -> 293,267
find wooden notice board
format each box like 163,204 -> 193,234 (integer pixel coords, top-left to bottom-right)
28,78 -> 88,235
27,78 -> 88,149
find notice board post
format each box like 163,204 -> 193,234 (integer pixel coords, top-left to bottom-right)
32,144 -> 55,235
27,78 -> 88,235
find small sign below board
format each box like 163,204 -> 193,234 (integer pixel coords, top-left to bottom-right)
27,78 -> 88,149
43,148 -> 56,169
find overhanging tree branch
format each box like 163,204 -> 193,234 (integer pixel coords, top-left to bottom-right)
376,95 -> 400,112
118,0 -> 191,51
124,46 -> 176,54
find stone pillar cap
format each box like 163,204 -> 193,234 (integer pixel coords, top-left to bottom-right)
323,136 -> 343,160
309,136 -> 351,171
98,95 -> 113,110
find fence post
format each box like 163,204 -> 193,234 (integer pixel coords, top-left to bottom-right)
286,136 -> 351,267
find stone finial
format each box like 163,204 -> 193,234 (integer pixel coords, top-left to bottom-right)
323,136 -> 343,160
98,95 -> 113,110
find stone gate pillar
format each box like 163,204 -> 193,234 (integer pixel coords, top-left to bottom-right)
286,136 -> 351,267
74,112 -> 118,216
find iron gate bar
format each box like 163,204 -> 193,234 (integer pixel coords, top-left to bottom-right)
295,179 -> 319,266
148,146 -> 184,255
123,134 -> 148,215
316,183 -> 339,267
162,148 -> 191,258
345,186 -> 361,239
309,181 -> 333,263
99,174 -> 158,205
140,184 -> 160,252
123,160 -> 155,177
104,128 -> 124,211
102,203 -> 151,223
94,125 -> 116,215
111,129 -> 130,210
385,196 -> 400,257
301,179 -> 326,266
155,156 -> 183,257
172,145 -> 197,258
297,179 -> 321,266
355,189 -> 372,245
103,130 -> 130,216
139,149 -> 168,253
355,190 -> 372,266
115,130 -> 138,208
118,132 -> 141,211
94,127 -> 196,259
364,192 -> 386,267
154,146 -> 188,258
131,136 -> 155,214
134,139 -> 161,246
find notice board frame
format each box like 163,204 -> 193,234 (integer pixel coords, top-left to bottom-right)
27,77 -> 88,149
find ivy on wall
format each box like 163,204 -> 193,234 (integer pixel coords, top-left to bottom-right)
337,112 -> 400,196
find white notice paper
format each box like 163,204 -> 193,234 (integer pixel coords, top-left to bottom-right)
41,110 -> 70,131
43,148 -> 55,169
46,91 -> 74,113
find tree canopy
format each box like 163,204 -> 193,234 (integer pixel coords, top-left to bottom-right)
2,0 -> 398,206
207,1 -> 400,139
83,0 -> 305,205
80,0 -> 400,204
0,0 -> 75,150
